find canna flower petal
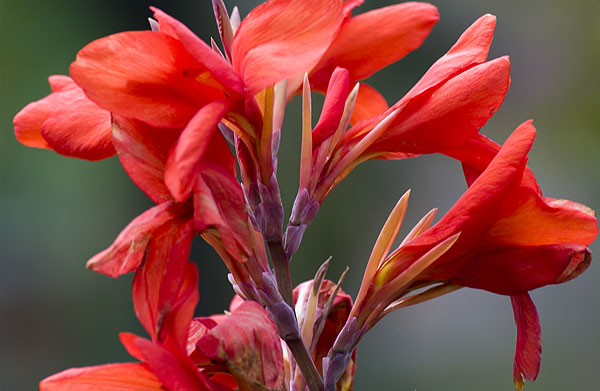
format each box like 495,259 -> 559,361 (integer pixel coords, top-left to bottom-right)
40,363 -> 163,391
193,164 -> 253,262
312,67 -> 350,146
196,301 -> 285,391
14,75 -> 113,160
151,7 -> 244,98
70,31 -> 230,128
487,187 -> 598,247
132,336 -> 228,391
366,56 -> 511,154
132,218 -> 196,348
450,244 -> 591,295
164,101 -> 231,202
402,13 -> 497,102
310,2 -> 439,90
510,293 -> 541,391
405,120 -> 535,257
350,83 -> 388,124
86,202 -> 191,277
112,116 -> 179,203
231,0 -> 343,96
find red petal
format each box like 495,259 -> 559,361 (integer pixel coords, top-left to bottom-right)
202,301 -> 285,390
134,336 -> 228,391
402,14 -> 497,102
450,244 -> 591,295
40,363 -> 163,391
487,187 -> 598,247
193,164 -> 253,262
86,202 -> 190,277
342,0 -> 364,18
231,0 -> 343,96
310,2 -> 439,89
112,116 -> 179,203
405,122 -> 536,257
151,7 -> 244,98
350,83 -> 388,124
164,101 -> 230,202
510,293 -> 541,391
442,129 -> 540,192
132,218 -> 195,345
368,56 -> 511,154
312,67 -> 350,146
70,31 -> 228,128
14,76 -> 113,160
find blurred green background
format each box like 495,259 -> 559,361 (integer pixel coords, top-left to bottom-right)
1,0 -> 599,390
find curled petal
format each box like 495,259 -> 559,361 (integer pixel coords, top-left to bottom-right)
86,202 -> 190,277
14,76 -> 113,160
164,101 -> 230,202
510,293 -> 541,391
311,2 -> 439,89
40,363 -> 163,391
231,0 -> 343,96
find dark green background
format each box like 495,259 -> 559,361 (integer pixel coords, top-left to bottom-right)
1,0 -> 599,390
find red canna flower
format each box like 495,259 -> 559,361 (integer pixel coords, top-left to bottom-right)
330,121 -> 597,390
286,14 -> 509,257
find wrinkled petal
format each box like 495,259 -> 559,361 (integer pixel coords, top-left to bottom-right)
87,202 -> 190,277
312,67 -> 350,146
450,244 -> 591,295
112,116 -> 179,203
164,101 -> 230,202
367,56 -> 511,154
510,293 -> 541,391
71,31 -> 229,128
40,363 -> 163,391
310,2 -> 439,89
14,76 -> 113,160
231,0 -> 343,96
197,301 -> 285,390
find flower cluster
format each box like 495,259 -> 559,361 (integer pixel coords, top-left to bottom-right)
15,1 -> 597,391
